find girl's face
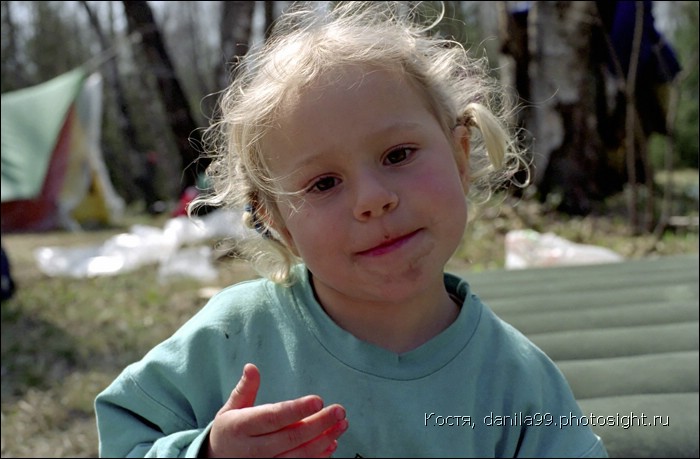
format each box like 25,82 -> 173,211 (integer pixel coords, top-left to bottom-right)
263,66 -> 470,306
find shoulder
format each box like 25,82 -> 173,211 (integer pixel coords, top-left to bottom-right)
482,298 -> 568,387
201,276 -> 275,317
100,275 -> 303,407
201,264 -> 309,317
188,274 -> 297,326
447,271 -> 573,390
454,280 -> 607,456
175,266 -> 313,342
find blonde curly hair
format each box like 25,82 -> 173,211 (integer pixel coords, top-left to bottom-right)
190,1 -> 528,284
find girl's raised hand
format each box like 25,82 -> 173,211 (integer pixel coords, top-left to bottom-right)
206,363 -> 348,458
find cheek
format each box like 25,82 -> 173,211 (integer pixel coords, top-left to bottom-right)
416,166 -> 469,231
279,206 -> 339,254
415,161 -> 467,204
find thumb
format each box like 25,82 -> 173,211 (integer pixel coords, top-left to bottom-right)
219,363 -> 261,414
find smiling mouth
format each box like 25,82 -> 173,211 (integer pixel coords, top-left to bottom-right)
357,230 -> 421,257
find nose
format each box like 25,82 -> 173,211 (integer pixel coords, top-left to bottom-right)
352,172 -> 399,221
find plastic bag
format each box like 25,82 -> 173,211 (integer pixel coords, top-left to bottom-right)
34,224 -> 178,278
505,229 -> 624,269
34,209 -> 251,280
158,246 -> 219,283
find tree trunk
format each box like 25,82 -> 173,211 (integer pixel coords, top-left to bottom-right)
121,0 -> 207,193
80,1 -> 145,203
527,1 -> 605,215
1,1 -> 29,91
264,1 -> 276,41
217,1 -> 255,90
500,1 -> 626,215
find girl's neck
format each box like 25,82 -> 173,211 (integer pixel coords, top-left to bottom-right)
311,274 -> 460,354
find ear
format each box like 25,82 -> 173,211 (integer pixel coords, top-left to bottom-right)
276,225 -> 300,257
452,125 -> 471,193
259,204 -> 300,257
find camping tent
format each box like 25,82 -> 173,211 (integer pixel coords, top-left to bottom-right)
1,67 -> 124,232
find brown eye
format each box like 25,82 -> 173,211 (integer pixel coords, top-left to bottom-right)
384,147 -> 414,165
310,176 -> 339,193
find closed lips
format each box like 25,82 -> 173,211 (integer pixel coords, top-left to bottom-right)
357,230 -> 421,256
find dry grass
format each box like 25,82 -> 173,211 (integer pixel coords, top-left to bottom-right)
1,181 -> 698,457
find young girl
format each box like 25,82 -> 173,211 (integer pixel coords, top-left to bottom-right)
95,2 -> 607,457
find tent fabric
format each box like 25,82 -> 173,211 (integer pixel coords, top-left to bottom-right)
1,68 -> 86,202
1,68 -> 124,232
1,108 -> 77,231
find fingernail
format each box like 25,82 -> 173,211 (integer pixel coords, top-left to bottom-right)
334,406 -> 346,420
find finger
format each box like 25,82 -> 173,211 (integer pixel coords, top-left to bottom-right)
210,396 -> 331,457
220,363 -> 260,413
240,394 -> 325,437
275,418 -> 349,459
257,404 -> 347,454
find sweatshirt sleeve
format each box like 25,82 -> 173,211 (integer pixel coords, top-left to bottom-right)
95,363 -> 214,458
507,336 -> 609,458
95,281 -> 277,458
94,314 -> 240,458
479,312 -> 609,458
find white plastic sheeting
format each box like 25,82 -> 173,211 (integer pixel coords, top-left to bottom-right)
505,229 -> 624,269
34,209 -> 253,282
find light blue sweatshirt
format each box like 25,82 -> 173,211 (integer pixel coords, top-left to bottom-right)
95,264 -> 607,457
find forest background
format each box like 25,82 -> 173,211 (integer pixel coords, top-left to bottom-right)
1,1 -> 698,457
